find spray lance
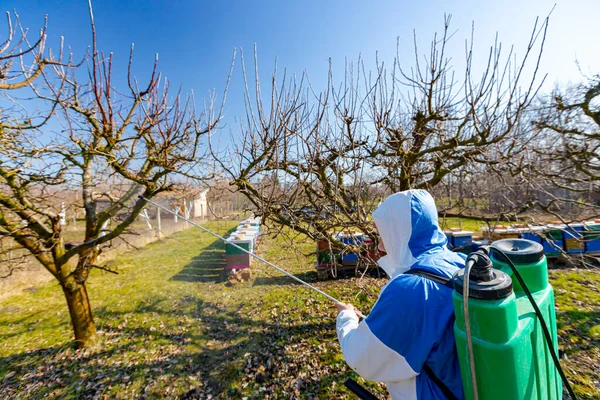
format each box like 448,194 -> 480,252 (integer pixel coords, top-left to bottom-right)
139,196 -> 367,318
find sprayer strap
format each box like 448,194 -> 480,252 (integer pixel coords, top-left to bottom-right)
404,269 -> 454,289
404,269 -> 458,400
422,364 -> 459,400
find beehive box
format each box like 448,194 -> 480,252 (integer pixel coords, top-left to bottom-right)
584,221 -> 600,253
226,253 -> 252,269
521,226 -> 545,244
316,262 -> 334,280
335,232 -> 366,266
317,239 -> 335,251
452,231 -> 474,253
563,223 -> 585,254
243,220 -> 261,228
498,228 -> 521,240
225,237 -> 254,255
543,224 -> 565,256
480,226 -> 511,241
225,236 -> 254,271
362,238 -> 385,263
444,228 -> 461,247
341,251 -> 359,266
336,231 -> 365,245
317,250 -> 339,265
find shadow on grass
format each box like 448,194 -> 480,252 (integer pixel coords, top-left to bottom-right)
251,271 -> 318,287
557,309 -> 600,356
0,296 -> 353,399
170,229 -> 236,284
4,297 -> 595,398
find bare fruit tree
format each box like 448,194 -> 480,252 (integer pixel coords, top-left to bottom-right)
527,75 -> 600,220
213,15 -> 549,256
0,8 -> 228,347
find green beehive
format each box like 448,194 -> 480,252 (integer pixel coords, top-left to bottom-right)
543,225 -> 564,256
452,239 -> 561,400
225,238 -> 253,255
317,251 -> 338,264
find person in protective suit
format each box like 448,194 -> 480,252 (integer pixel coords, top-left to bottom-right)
336,189 -> 465,399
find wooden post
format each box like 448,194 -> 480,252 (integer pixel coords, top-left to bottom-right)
183,199 -> 188,228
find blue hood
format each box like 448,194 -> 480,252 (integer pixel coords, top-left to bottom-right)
372,189 -> 457,278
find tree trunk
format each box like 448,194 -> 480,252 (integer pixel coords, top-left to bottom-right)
61,282 -> 97,348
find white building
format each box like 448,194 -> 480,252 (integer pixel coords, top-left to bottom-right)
192,188 -> 210,218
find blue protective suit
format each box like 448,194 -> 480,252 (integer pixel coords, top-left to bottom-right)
336,190 -> 465,399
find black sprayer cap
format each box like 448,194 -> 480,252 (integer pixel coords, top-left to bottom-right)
453,250 -> 513,301
490,239 -> 545,264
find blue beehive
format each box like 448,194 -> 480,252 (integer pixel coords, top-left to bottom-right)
445,231 -> 455,248
444,229 -> 463,248
452,231 -> 474,254
337,232 -> 363,245
584,221 -> 600,253
336,232 -> 365,265
521,226 -> 544,244
341,252 -> 360,263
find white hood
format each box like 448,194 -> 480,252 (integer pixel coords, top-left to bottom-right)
372,190 -> 448,279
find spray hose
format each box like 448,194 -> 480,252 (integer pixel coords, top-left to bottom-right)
486,245 -> 578,400
344,378 -> 379,400
463,257 -> 479,400
139,196 -> 367,319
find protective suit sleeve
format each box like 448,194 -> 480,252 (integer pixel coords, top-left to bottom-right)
336,308 -> 418,382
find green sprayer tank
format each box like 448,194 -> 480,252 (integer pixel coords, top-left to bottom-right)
452,239 -> 562,400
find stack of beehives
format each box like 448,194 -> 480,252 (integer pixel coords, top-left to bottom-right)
466,220 -> 600,258
315,231 -> 385,280
225,216 -> 261,283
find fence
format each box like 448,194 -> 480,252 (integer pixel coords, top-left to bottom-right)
0,205 -> 216,299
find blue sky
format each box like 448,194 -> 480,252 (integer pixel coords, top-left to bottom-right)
3,0 -> 599,129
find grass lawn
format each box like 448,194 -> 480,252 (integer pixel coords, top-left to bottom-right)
1,221 -> 599,399
438,216 -> 503,233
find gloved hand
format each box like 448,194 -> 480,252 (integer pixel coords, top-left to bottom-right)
335,302 -> 365,318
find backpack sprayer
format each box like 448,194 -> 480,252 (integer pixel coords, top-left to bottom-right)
453,240 -> 577,400
141,197 -> 576,400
